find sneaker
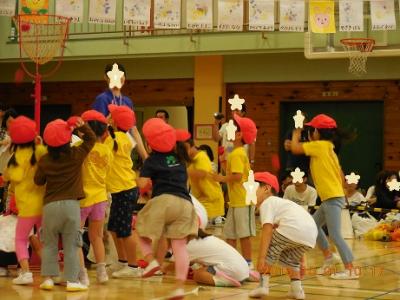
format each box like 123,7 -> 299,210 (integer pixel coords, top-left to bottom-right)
0,267 -> 9,277
78,268 -> 90,287
142,260 -> 161,278
213,216 -> 226,225
247,270 -> 260,282
12,272 -> 33,285
330,269 -> 359,280
154,270 -> 164,276
40,278 -> 55,290
288,287 -> 305,299
213,270 -> 241,287
316,253 -> 341,275
112,266 -> 142,278
53,276 -> 64,285
66,281 -> 88,292
249,287 -> 269,298
96,265 -> 109,284
107,261 -> 127,274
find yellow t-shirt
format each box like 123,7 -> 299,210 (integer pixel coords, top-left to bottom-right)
77,142 -> 113,208
5,145 -> 47,217
303,140 -> 344,201
105,132 -> 136,193
188,151 -> 224,218
226,147 -> 250,208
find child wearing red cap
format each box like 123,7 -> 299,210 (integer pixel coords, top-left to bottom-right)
104,104 -> 142,279
3,116 -> 47,285
290,114 -> 357,280
34,118 -> 95,292
75,110 -> 113,285
249,172 -> 317,299
213,114 -> 257,268
135,118 -> 198,299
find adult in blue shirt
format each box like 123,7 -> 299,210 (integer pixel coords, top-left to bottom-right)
93,63 -> 148,159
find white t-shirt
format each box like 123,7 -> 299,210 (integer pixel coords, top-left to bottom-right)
347,191 -> 366,206
191,194 -> 208,230
187,236 -> 249,281
0,215 -> 19,252
259,196 -> 318,248
283,185 -> 317,210
366,186 -> 375,200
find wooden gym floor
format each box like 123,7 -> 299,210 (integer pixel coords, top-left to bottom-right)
1,226 -> 400,300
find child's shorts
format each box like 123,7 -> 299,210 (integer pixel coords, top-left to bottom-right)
80,201 -> 108,222
266,231 -> 312,271
223,206 -> 256,239
107,188 -> 138,238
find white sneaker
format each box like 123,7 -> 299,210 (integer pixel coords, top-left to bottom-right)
112,266 -> 142,278
316,253 -> 341,275
288,288 -> 305,299
249,287 -> 269,298
66,281 -> 88,292
40,278 -> 55,290
96,264 -> 109,283
142,260 -> 160,278
78,268 -> 90,286
107,261 -> 127,274
213,216 -> 226,225
12,272 -> 33,285
330,269 -> 359,280
0,267 -> 9,277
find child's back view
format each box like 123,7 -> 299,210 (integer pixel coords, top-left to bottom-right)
35,118 -> 95,292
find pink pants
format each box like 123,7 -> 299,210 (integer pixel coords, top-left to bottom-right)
15,216 -> 41,261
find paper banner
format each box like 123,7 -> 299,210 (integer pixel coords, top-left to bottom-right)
0,0 -> 16,16
309,0 -> 336,33
279,0 -> 305,32
370,0 -> 396,31
339,0 -> 364,32
56,0 -> 84,23
124,0 -> 151,26
89,0 -> 117,24
154,0 -> 181,29
218,0 -> 244,31
248,0 -> 275,31
186,0 -> 213,30
20,0 -> 49,23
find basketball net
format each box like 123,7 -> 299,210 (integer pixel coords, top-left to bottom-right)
13,15 -> 71,130
341,38 -> 375,77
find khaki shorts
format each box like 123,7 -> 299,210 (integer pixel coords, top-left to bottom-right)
136,194 -> 198,241
223,206 -> 256,239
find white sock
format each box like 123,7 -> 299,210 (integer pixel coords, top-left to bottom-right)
290,279 -> 302,292
260,274 -> 269,288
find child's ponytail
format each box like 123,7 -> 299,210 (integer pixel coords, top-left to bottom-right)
175,141 -> 191,165
318,127 -> 357,154
7,141 -> 37,167
108,126 -> 118,152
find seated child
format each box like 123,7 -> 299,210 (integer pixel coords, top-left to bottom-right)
187,229 -> 250,287
249,172 -> 317,300
345,180 -> 366,207
283,173 -> 317,211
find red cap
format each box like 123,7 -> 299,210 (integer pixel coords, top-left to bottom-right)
108,104 -> 136,131
254,172 -> 280,193
9,116 -> 37,144
43,119 -> 72,147
82,110 -> 107,124
67,116 -> 80,128
233,114 -> 257,144
175,129 -> 191,142
143,118 -> 176,153
305,114 -> 337,129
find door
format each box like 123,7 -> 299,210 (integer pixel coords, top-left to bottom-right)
280,101 -> 383,190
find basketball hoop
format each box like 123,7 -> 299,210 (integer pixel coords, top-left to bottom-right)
341,38 -> 375,77
13,15 -> 71,130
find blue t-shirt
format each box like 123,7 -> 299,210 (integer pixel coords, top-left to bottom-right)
93,89 -> 134,116
140,152 -> 191,202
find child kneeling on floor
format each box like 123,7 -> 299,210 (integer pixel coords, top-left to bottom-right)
250,172 -> 317,300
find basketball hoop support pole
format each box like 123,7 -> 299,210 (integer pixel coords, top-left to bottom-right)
33,74 -> 41,131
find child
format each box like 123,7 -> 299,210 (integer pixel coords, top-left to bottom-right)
213,114 -> 257,267
3,116 -> 47,285
345,179 -> 366,207
105,104 -> 141,278
249,172 -> 317,299
135,118 -> 198,299
283,173 -> 317,211
77,110 -> 113,284
290,114 -> 358,279
34,117 -> 95,291
197,144 -> 217,173
182,228 -> 249,287
177,131 -> 224,223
